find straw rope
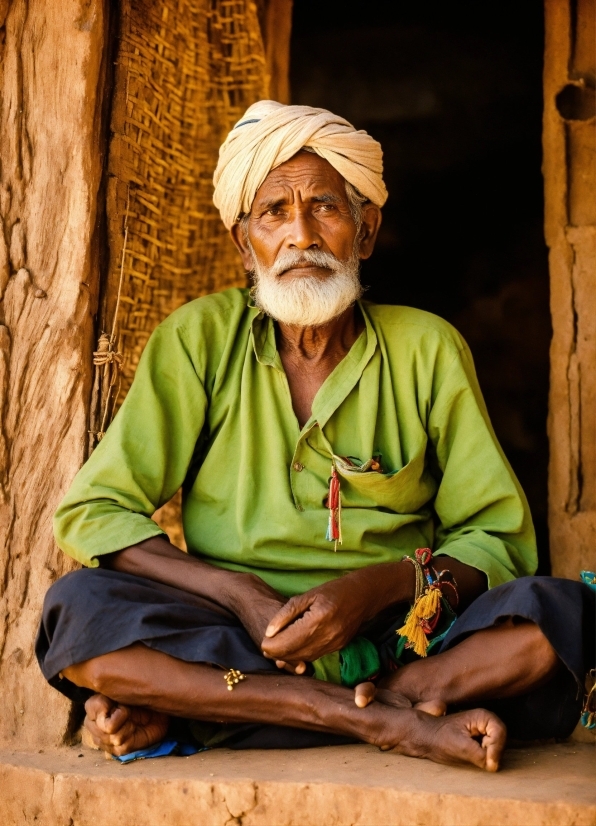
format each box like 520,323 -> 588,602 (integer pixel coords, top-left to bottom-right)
90,187 -> 130,442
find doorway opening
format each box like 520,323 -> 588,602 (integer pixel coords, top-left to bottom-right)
291,0 -> 551,572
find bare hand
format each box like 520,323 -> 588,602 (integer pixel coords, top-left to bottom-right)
232,574 -> 307,674
381,708 -> 507,772
83,693 -> 169,757
260,559 -> 421,664
261,575 -> 374,664
104,540 -> 306,673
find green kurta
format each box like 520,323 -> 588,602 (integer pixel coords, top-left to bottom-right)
55,288 -> 537,596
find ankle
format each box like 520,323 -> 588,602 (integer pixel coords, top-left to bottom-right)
388,660 -> 447,706
367,705 -> 436,758
363,704 -> 408,750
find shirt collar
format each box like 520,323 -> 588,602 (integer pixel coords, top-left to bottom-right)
309,303 -> 377,429
249,296 -> 379,428
249,294 -> 280,367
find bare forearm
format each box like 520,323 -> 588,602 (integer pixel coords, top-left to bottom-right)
101,536 -> 278,620
261,552 -> 488,665
78,643 -> 415,750
346,555 -> 486,622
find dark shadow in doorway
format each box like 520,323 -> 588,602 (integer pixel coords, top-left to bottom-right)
291,1 -> 551,572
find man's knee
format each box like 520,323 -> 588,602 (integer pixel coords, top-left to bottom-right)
62,655 -> 112,695
501,620 -> 562,689
520,620 -> 560,673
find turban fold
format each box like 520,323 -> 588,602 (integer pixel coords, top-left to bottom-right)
213,100 -> 388,229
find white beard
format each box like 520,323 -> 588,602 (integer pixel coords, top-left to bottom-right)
249,247 -> 363,327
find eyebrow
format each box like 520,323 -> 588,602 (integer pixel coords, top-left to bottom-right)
257,192 -> 343,210
312,193 -> 342,204
258,197 -> 286,211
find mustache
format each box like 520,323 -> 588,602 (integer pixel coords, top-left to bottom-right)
263,249 -> 346,279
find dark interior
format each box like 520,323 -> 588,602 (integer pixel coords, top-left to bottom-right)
290,1 -> 551,571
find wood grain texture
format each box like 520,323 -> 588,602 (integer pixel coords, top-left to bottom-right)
544,0 -> 596,577
260,0 -> 293,104
0,0 -> 108,747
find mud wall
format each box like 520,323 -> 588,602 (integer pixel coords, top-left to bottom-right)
544,0 -> 596,577
0,0 -> 109,748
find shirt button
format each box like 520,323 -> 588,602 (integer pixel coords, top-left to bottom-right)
293,462 -> 304,472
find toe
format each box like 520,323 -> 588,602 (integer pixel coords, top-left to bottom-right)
414,699 -> 447,717
354,681 -> 376,708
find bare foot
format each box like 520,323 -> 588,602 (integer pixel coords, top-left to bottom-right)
380,707 -> 506,772
83,693 -> 170,757
414,699 -> 447,716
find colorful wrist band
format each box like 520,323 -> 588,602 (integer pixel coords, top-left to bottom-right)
397,548 -> 458,657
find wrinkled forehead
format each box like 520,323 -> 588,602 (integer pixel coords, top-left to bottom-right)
253,151 -> 348,205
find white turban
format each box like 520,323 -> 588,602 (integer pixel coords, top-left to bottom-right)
213,100 -> 388,229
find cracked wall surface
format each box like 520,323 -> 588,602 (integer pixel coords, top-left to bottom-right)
0,0 -> 109,747
544,0 -> 596,577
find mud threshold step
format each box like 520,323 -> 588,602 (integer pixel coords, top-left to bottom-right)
1,741 -> 595,826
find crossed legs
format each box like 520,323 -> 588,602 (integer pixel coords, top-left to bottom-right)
63,619 -> 561,771
360,618 -> 561,712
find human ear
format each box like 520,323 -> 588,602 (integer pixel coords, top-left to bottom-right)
357,204 -> 382,260
230,222 -> 255,271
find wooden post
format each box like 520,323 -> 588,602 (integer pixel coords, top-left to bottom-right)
0,0 -> 109,747
260,0 -> 294,104
544,0 -> 596,577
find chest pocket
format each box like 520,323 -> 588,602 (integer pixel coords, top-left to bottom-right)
333,452 -> 437,514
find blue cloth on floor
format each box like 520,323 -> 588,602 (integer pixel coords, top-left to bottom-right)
113,740 -> 202,763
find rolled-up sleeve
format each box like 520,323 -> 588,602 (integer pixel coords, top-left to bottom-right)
54,319 -> 208,567
428,342 -> 538,588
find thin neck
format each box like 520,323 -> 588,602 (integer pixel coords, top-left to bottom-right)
276,305 -> 362,362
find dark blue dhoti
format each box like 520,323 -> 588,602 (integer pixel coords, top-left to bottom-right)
36,570 -> 595,749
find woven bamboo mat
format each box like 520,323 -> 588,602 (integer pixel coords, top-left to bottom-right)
94,0 -> 271,437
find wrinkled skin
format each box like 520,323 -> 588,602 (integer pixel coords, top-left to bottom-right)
64,152 -> 558,771
69,644 -> 507,773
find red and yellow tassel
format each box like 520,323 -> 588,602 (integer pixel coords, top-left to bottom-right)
326,466 -> 342,551
397,585 -> 442,658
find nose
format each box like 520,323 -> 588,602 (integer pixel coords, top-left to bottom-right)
285,208 -> 322,251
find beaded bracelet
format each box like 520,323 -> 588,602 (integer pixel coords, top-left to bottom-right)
434,567 -> 460,608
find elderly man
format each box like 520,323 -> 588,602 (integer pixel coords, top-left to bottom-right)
37,101 -> 594,771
